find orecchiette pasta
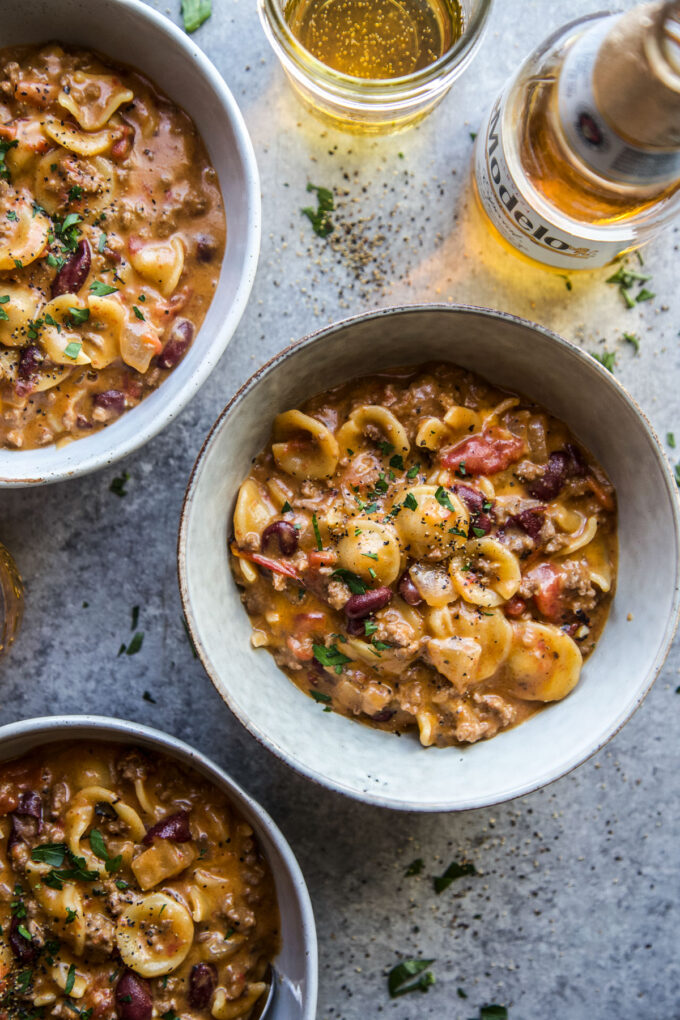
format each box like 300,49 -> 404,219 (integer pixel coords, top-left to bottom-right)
272,409 -> 340,479
232,362 -> 617,747
129,237 -> 185,297
116,893 -> 194,977
393,484 -> 469,560
336,516 -> 402,585
58,72 -> 134,131
0,192 -> 50,269
450,537 -> 521,607
44,114 -> 115,156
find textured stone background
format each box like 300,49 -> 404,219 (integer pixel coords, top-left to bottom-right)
1,0 -> 679,1017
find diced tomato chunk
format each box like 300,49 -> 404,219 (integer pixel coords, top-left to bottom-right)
441,427 -> 526,476
527,562 -> 564,622
307,549 -> 337,570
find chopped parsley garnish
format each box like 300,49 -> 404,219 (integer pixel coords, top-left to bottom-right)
312,512 -> 323,551
378,440 -> 394,455
0,139 -> 18,182
364,620 -> 378,637
362,551 -> 378,561
89,829 -> 122,873
31,843 -> 69,867
406,463 -> 420,479
110,471 -> 130,497
64,341 -> 82,360
388,958 -> 436,998
0,294 -> 9,321
31,843 -> 98,888
434,485 -> 456,512
302,183 -> 335,238
132,305 -> 145,320
6,209 -> 17,222
592,350 -> 616,373
636,288 -> 654,303
224,927 -> 236,940
313,643 -> 351,674
17,968 -> 33,992
68,307 -> 90,327
309,689 -> 332,703
455,461 -> 467,477
64,963 -> 76,995
450,525 -> 467,537
54,212 -> 82,252
623,331 -> 640,353
90,280 -> 118,297
331,568 -> 366,594
403,492 -> 418,511
471,526 -> 486,538
281,500 -> 292,514
433,859 -> 477,893
98,232 -> 107,253
389,454 -> 404,471
181,0 -> 212,33
405,858 -> 424,876
115,879 -> 129,891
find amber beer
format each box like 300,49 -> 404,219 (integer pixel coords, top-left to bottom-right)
474,1 -> 680,269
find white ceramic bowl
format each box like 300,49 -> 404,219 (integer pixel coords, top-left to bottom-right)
179,305 -> 680,811
0,715 -> 317,1019
0,0 -> 260,486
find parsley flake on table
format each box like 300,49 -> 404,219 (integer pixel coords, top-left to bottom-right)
181,0 -> 211,33
433,859 -> 477,893
387,958 -> 436,998
110,470 -> 130,497
592,350 -> 616,373
479,1007 -> 508,1019
667,432 -> 676,449
622,331 -> 640,353
302,183 -> 335,238
405,858 -> 424,876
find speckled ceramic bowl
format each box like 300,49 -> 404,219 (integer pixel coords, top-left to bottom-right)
178,305 -> 680,811
0,715 -> 318,1019
0,0 -> 260,486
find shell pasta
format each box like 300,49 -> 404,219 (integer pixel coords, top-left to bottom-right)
230,362 -> 618,748
0,743 -> 279,1019
0,43 -> 225,449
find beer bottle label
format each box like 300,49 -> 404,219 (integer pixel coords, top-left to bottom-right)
474,96 -> 634,269
558,16 -> 680,185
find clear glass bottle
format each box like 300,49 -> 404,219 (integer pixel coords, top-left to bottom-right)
0,542 -> 22,657
474,2 -> 680,269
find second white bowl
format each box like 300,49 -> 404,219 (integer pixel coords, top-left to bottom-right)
0,0 -> 260,486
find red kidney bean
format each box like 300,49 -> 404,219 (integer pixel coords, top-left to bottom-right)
508,507 -> 545,540
51,239 -> 91,298
470,512 -> 494,536
398,573 -> 422,607
115,971 -> 152,1020
346,615 -> 367,637
344,587 -> 392,619
564,443 -> 587,476
8,791 -> 43,852
15,345 -> 44,396
195,234 -> 217,262
9,916 -> 38,964
452,484 -> 486,514
93,390 -> 125,414
157,318 -> 194,369
371,708 -> 396,723
261,521 -> 298,557
526,451 -> 569,501
142,809 -> 191,845
189,963 -> 218,1009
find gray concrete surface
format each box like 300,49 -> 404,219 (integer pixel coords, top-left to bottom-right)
1,1 -> 679,1017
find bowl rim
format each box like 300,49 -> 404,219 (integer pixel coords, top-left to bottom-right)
0,712 -> 319,1017
178,302 -> 680,812
0,0 -> 261,487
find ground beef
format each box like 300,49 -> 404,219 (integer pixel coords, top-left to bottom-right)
116,749 -> 150,783
326,579 -> 350,610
